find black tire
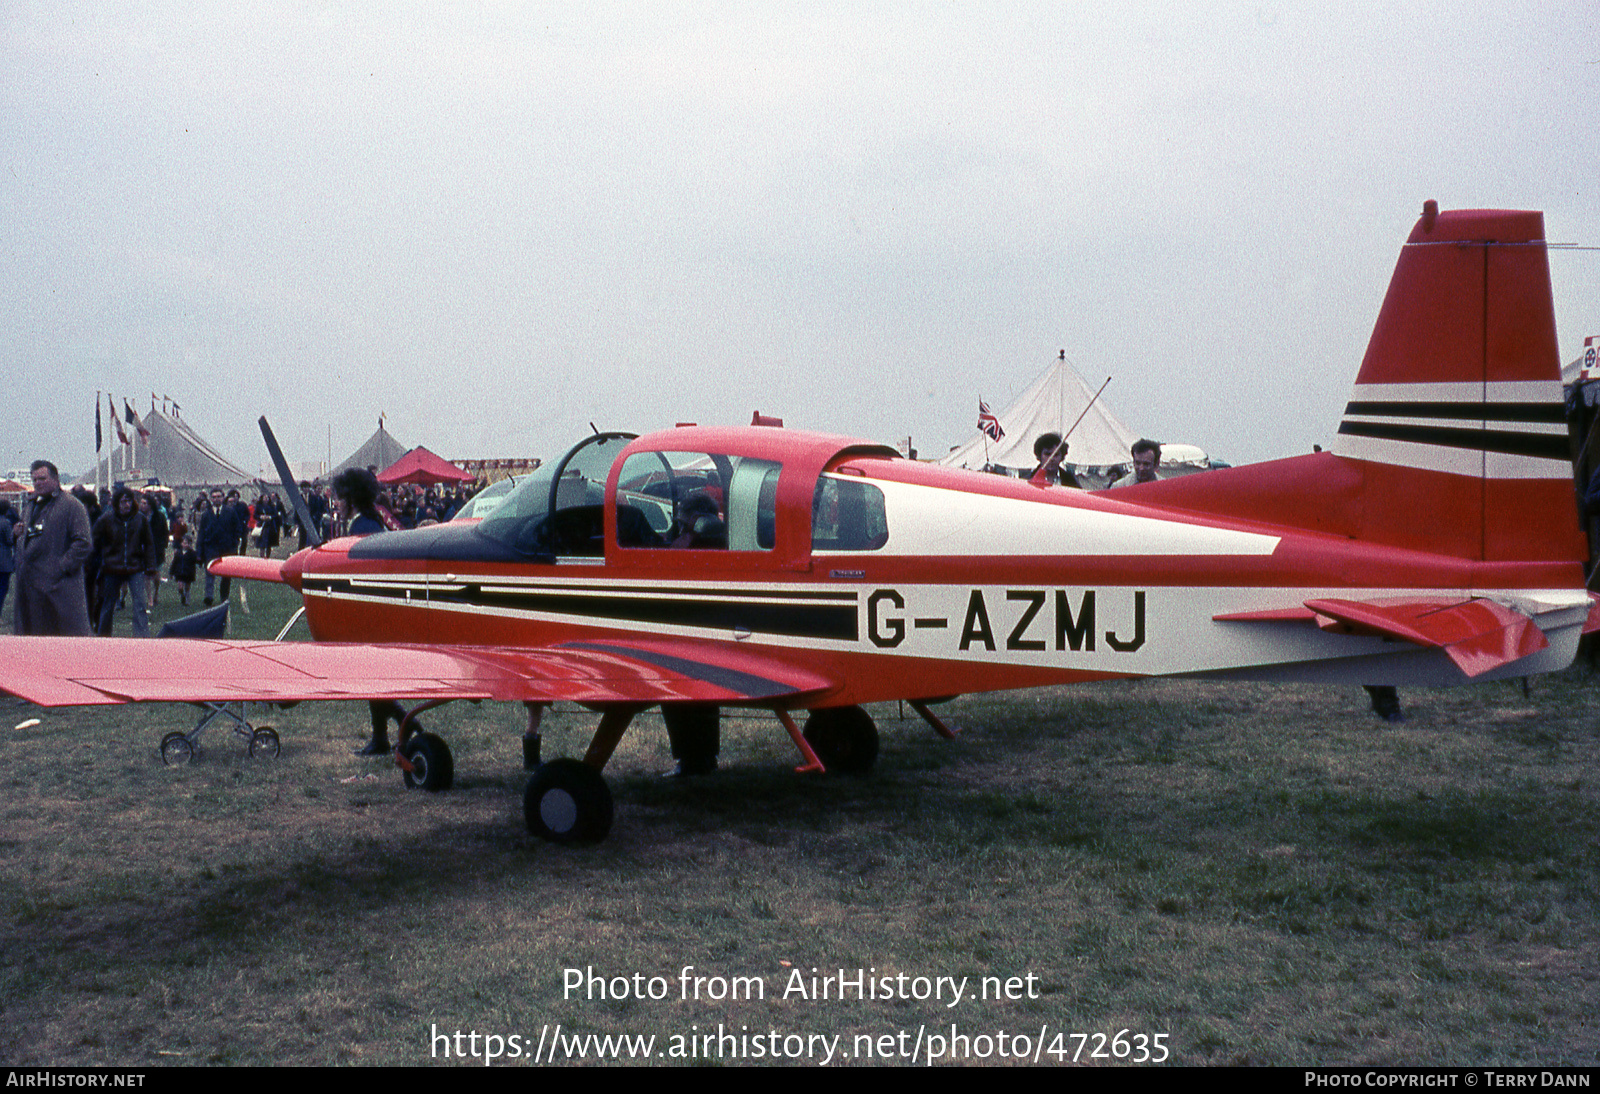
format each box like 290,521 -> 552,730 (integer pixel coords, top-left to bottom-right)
524,758 -> 613,843
803,706 -> 879,774
401,732 -> 454,792
160,731 -> 194,766
249,727 -> 281,760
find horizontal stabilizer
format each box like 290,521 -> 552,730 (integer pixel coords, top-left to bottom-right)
1584,593 -> 1600,635
1303,596 -> 1548,677
0,637 -> 835,708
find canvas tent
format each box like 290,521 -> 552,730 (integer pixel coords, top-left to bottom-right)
377,446 -> 473,486
332,423 -> 408,478
1562,336 -> 1599,391
79,408 -> 254,490
940,357 -> 1141,471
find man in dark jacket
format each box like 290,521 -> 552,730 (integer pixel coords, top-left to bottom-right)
199,488 -> 242,607
0,498 -> 14,622
141,493 -> 169,608
93,486 -> 154,637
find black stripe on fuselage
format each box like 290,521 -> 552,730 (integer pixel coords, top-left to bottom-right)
301,579 -> 859,641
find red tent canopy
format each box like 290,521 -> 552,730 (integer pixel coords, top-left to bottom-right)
376,446 -> 474,486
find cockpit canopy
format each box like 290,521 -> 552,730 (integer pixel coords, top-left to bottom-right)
354,426 -> 894,565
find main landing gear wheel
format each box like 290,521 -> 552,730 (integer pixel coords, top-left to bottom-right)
524,759 -> 613,844
249,727 -> 281,760
803,706 -> 879,773
401,732 -> 454,792
160,731 -> 194,766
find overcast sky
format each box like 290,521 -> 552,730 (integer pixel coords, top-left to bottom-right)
4,2 -> 1598,480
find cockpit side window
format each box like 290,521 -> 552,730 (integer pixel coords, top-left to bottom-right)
615,452 -> 779,551
812,475 -> 888,551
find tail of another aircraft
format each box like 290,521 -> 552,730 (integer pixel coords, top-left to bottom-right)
1133,202 -> 1586,566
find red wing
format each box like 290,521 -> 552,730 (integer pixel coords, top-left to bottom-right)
0,636 -> 835,708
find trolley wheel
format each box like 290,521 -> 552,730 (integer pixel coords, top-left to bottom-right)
802,706 -> 879,773
249,727 -> 281,760
160,731 -> 195,766
524,759 -> 613,844
400,732 -> 454,792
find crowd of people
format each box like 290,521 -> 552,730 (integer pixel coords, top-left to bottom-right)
5,460 -> 496,638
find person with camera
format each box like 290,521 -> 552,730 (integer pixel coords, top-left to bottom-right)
12,460 -> 92,636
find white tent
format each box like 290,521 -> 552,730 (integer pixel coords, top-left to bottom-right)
940,356 -> 1141,471
1562,335 -> 1599,390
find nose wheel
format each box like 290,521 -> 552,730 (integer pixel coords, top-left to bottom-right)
400,732 -> 454,792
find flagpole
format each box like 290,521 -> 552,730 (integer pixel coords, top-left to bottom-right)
979,395 -> 990,467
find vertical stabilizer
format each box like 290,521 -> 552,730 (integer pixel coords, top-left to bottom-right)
1330,203 -> 1581,562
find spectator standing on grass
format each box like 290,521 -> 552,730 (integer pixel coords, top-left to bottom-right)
141,493 -> 169,609
0,499 -> 15,622
332,467 -> 406,757
92,486 -> 154,637
12,461 -> 92,636
199,488 -> 242,608
74,486 -> 102,625
169,532 -> 199,606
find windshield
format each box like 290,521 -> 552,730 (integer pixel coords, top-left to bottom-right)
477,432 -> 635,557
453,476 -> 519,521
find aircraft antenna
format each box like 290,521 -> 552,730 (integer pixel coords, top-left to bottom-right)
1030,376 -> 1111,486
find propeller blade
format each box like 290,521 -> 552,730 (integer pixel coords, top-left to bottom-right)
259,416 -> 324,548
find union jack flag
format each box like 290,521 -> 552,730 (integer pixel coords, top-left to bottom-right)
977,400 -> 1005,442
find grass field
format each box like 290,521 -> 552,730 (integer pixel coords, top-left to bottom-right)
2,580 -> 1598,1065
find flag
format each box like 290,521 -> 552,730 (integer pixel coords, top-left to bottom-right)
111,395 -> 131,446
125,398 -> 150,441
95,396 -> 102,452
977,400 -> 1005,442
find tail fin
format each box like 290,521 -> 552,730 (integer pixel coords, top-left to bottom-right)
1328,202 -> 1580,561
1132,203 -> 1583,565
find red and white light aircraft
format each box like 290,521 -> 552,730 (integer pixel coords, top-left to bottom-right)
2,203 -> 1593,843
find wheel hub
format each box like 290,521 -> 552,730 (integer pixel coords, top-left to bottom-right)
540,789 -> 578,833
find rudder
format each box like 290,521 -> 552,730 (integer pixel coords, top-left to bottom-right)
1329,202 -> 1581,562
